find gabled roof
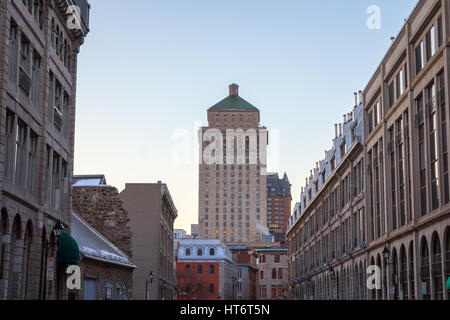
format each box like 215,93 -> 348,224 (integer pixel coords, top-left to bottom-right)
209,94 -> 259,111
71,212 -> 135,268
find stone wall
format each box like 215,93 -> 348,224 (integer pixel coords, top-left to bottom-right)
72,186 -> 133,258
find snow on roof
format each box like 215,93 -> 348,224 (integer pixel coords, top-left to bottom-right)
71,212 -> 135,268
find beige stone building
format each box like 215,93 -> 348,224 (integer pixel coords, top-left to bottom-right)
287,0 -> 450,300
198,84 -> 268,245
120,182 -> 177,300
0,0 -> 89,300
256,247 -> 288,300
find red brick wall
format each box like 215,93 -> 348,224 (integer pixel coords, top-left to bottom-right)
176,262 -> 219,300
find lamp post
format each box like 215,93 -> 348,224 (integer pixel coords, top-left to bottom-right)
146,271 -> 155,300
329,267 -> 336,300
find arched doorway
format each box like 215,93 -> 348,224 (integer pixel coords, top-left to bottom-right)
21,221 -> 33,299
376,255 -> 383,300
409,241 -> 416,300
7,215 -> 21,299
391,248 -> 399,300
431,233 -> 442,300
400,245 -> 408,300
0,209 -> 8,283
420,237 -> 430,300
445,228 -> 450,300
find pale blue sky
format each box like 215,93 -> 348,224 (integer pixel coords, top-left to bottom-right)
74,0 -> 418,232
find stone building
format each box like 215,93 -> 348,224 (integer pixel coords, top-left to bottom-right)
267,173 -> 292,241
71,212 -> 135,300
72,175 -> 133,258
176,239 -> 237,300
229,245 -> 258,300
256,246 -> 288,300
287,0 -> 450,300
120,182 -> 177,300
198,84 -> 268,245
0,0 -> 89,300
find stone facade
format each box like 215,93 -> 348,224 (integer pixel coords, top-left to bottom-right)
198,84 -> 268,245
0,0 -> 89,300
256,247 -> 288,300
72,185 -> 133,258
287,0 -> 450,301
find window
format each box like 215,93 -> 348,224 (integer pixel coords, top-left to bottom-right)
416,41 -> 424,74
197,265 -> 202,274
197,248 -> 203,256
8,20 -> 18,82
27,131 -> 38,195
14,121 -> 27,187
209,265 -> 215,274
31,52 -> 41,105
185,265 -> 191,272
426,26 -> 436,61
274,255 -> 280,263
272,268 -> 277,279
185,248 -> 191,256
437,16 -> 443,48
209,284 -> 215,294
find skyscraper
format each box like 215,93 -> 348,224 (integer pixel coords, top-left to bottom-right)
198,84 -> 268,244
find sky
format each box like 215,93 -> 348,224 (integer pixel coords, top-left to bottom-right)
74,0 -> 418,233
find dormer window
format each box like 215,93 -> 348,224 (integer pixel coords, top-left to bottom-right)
197,248 -> 203,256
210,248 -> 215,256
185,248 -> 191,256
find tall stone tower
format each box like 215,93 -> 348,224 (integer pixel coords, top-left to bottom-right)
198,84 -> 268,244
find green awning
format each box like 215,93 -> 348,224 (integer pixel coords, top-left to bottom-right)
446,276 -> 450,290
57,231 -> 80,265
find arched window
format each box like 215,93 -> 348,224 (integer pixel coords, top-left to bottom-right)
185,248 -> 191,256
197,265 -> 203,274
420,237 -> 430,300
209,265 -> 215,274
209,284 -> 215,294
431,233 -> 442,300
185,265 -> 190,272
209,248 -> 215,256
197,248 -> 203,256
272,268 -> 276,279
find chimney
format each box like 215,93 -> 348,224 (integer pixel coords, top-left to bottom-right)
305,178 -> 308,186
316,162 -> 319,170
229,83 -> 239,96
343,114 -> 347,124
301,187 -> 304,193
348,112 -> 353,122
354,92 -> 358,107
335,124 -> 338,139
358,90 -> 363,105
339,124 -> 343,136
310,170 -> 313,178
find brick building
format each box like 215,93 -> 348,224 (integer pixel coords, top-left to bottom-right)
198,84 -> 268,245
120,182 -> 177,300
287,0 -> 450,300
176,239 -> 237,300
256,247 -> 288,300
267,172 -> 292,241
71,212 -> 135,300
0,0 -> 89,300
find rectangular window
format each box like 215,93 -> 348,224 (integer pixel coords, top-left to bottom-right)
437,16 -> 443,48
14,120 -> 27,187
8,20 -> 18,82
31,52 -> 41,105
426,26 -> 436,61
416,41 -> 424,74
27,130 -> 38,195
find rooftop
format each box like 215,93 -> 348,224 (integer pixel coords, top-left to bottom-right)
208,84 -> 259,111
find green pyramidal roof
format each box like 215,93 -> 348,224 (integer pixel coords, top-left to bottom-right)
209,84 -> 259,111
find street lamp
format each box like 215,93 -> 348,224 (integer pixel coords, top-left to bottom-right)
329,267 -> 335,280
146,271 -> 155,300
53,222 -> 65,238
382,246 -> 391,264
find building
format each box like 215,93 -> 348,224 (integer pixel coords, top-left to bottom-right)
267,173 -> 292,240
176,239 -> 237,300
174,229 -> 188,240
229,245 -> 258,300
198,84 -> 268,245
71,212 -> 135,300
72,175 -> 133,258
287,0 -> 450,301
191,224 -> 199,239
256,246 -> 288,300
120,182 -> 177,300
0,0 -> 89,300
287,99 -> 365,300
